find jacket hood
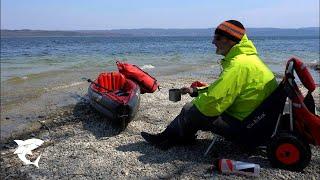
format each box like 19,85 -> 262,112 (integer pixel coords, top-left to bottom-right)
224,34 -> 258,60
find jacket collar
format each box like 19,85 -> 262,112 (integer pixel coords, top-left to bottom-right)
224,34 -> 258,61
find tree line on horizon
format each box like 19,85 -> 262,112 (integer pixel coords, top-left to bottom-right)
1,27 -> 319,37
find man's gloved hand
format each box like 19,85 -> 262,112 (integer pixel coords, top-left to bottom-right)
180,87 -> 193,95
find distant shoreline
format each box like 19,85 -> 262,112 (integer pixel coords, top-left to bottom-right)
1,27 -> 319,37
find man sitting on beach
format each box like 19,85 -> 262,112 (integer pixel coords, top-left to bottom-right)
141,20 -> 278,149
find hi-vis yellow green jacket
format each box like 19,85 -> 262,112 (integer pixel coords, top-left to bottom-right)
192,34 -> 278,121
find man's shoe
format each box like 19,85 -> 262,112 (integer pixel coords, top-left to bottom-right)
141,132 -> 168,145
141,132 -> 172,150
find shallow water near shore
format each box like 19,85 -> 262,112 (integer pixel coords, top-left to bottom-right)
1,35 -> 319,140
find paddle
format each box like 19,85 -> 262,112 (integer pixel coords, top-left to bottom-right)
82,77 -> 111,92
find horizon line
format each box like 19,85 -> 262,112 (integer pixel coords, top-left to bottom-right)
1,26 -> 319,31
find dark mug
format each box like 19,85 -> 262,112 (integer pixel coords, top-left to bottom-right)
169,88 -> 181,102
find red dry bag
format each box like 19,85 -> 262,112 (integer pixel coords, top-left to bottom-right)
116,61 -> 159,94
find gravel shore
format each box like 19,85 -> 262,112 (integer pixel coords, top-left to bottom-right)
1,76 -> 319,179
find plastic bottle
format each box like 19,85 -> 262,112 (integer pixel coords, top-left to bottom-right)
217,159 -> 260,177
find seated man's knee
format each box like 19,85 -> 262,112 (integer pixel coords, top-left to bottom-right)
182,102 -> 194,111
211,117 -> 240,139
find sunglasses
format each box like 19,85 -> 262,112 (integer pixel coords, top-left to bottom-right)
214,35 -> 222,41
212,35 -> 223,44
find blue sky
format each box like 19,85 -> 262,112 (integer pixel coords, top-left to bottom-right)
1,0 -> 319,30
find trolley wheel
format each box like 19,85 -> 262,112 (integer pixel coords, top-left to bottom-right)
267,132 -> 311,171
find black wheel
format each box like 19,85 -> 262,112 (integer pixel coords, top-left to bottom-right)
267,132 -> 311,171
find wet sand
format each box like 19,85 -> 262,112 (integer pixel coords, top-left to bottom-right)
1,75 -> 319,179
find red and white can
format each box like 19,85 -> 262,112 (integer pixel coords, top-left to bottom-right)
218,159 -> 260,177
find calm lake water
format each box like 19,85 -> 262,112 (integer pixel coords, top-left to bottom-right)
1,36 -> 319,81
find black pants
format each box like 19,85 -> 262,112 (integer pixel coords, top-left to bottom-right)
164,102 -> 241,142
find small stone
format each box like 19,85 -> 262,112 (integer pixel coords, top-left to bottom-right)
121,169 -> 129,176
278,174 -> 286,180
38,115 -> 45,118
26,117 -> 30,120
5,117 -> 10,120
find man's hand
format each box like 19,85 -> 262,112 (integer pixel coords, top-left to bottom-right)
180,87 -> 193,95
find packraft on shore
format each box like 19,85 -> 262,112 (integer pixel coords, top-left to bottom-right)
87,62 -> 159,130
